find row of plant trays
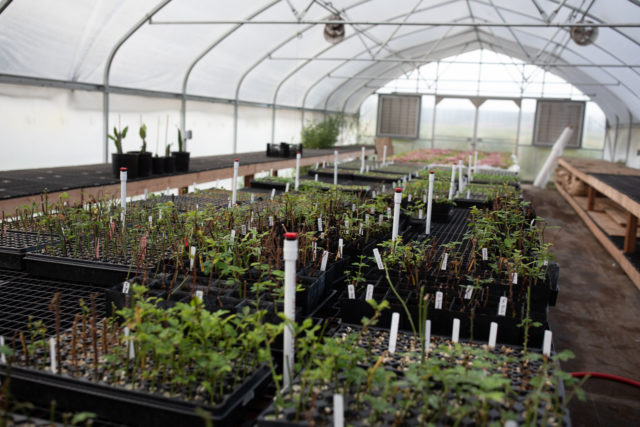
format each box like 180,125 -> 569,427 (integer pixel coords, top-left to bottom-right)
0,230 -> 58,270
257,324 -> 570,426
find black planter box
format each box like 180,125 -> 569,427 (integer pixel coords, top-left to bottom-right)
0,230 -> 57,271
152,156 -> 165,174
266,143 -> 302,158
0,363 -> 270,427
172,151 -> 190,172
163,156 -> 176,173
111,153 -> 139,179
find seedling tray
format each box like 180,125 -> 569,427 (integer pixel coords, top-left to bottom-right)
0,364 -> 271,427
0,230 -> 58,270
24,253 -> 144,286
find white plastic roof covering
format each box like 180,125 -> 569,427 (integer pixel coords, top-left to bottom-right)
0,0 -> 639,124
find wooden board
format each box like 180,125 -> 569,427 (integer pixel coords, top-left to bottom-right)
586,210 -> 640,237
573,196 -> 616,213
604,207 -> 636,228
556,183 -> 640,291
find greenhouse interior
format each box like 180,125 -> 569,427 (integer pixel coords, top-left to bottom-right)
0,0 -> 639,425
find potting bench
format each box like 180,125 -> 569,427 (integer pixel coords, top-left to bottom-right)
0,146 -> 373,213
555,156 -> 640,290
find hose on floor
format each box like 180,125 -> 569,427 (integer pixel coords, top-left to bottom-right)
570,372 -> 640,388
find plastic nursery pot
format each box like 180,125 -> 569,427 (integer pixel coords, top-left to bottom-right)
111,153 -> 139,179
163,156 -> 176,173
152,156 -> 165,174
171,151 -> 190,172
134,151 -> 153,177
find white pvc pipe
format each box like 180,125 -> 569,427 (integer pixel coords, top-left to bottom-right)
392,188 -> 402,241
120,168 -> 127,220
533,126 -> 574,188
294,152 -> 301,190
448,164 -> 456,200
425,171 -> 434,235
360,146 -> 366,173
231,159 -> 239,205
333,149 -> 339,185
283,232 -> 298,390
473,150 -> 478,172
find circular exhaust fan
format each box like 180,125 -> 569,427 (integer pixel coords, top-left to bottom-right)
570,21 -> 598,46
324,14 -> 345,44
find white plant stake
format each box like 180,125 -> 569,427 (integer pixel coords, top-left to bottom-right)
333,149 -> 339,186
120,168 -> 127,221
482,248 -> 488,261
333,394 -> 344,427
389,312 -> 400,354
366,284 -> 374,301
49,337 -> 57,373
283,232 -> 298,391
271,188 -> 276,200
441,253 -> 448,270
166,186 -> 171,196
285,183 -> 290,193
425,320 -> 432,353
448,164 -> 456,200
458,160 -> 464,192
190,246 -> 196,271
314,173 -> 318,181
425,171 -> 434,235
473,150 -> 478,172
295,152 -> 301,190
543,330 -> 552,357
498,296 -> 508,316
347,284 -> 355,299
231,159 -> 239,205
452,318 -> 460,343
489,322 -> 498,349
144,188 -> 148,200
338,238 -> 344,258
382,144 -> 387,166
435,291 -> 443,309
0,336 -> 5,364
360,146 -> 366,173
250,193 -> 255,203
392,188 -> 402,241
320,250 -> 329,271
195,289 -> 203,301
373,248 -> 384,270
468,155 -> 473,182
123,327 -> 135,360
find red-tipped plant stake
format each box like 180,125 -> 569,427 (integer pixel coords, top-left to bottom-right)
425,171 -> 434,235
295,152 -> 301,190
392,188 -> 402,241
232,159 -> 239,205
283,232 -> 298,390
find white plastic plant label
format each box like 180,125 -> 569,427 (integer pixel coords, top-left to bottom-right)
418,209 -> 423,219
441,253 -> 448,270
435,291 -> 443,309
379,214 -> 383,225
366,284 -> 374,301
389,312 -> 400,354
250,193 -> 255,203
372,191 -> 376,197
320,251 -> 329,271
365,214 -> 369,224
271,188 -> 276,200
344,219 -> 349,230
285,183 -> 290,193
498,296 -> 508,316
464,286 -> 473,300
49,337 -> 57,374
333,394 -> 344,427
144,189 -> 148,199
423,194 -> 427,204
408,194 -> 412,202
314,174 -> 318,181
358,223 -> 363,236
370,207 -> 375,214
482,248 -> 488,261
241,225 -> 247,235
425,320 -> 431,353
543,259 -> 549,266
488,322 -> 498,349
382,185 -> 386,192
195,290 -> 203,300
269,216 -> 274,227
452,318 -> 460,343
352,203 -> 356,212
347,284 -> 355,299
0,336 -> 5,364
512,272 -> 518,284
190,246 -> 197,270
387,207 -> 392,218
338,238 -> 344,258
373,248 -> 384,270
317,217 -> 323,232
543,330 -> 552,357
166,186 -> 170,196
230,229 -> 236,243
122,281 -> 130,294
158,211 -> 162,220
